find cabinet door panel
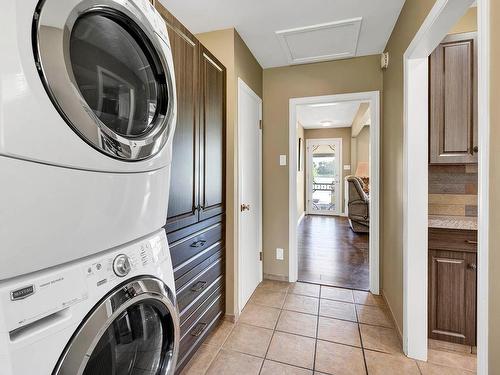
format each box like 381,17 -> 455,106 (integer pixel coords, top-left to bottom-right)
199,48 -> 226,221
156,4 -> 200,233
429,32 -> 477,164
428,249 -> 477,345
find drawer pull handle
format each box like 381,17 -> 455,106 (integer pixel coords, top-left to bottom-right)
190,281 -> 208,292
465,240 -> 478,245
191,322 -> 208,337
191,240 -> 207,248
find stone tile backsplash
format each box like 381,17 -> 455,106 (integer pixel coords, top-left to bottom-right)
428,165 -> 478,217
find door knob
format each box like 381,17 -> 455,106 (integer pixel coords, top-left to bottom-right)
240,203 -> 251,212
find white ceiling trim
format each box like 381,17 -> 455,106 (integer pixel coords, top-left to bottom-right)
276,18 -> 362,65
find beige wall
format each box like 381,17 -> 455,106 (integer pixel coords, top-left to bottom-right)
304,127 -> 351,214
490,1 -> 500,371
262,55 -> 382,278
449,7 -> 477,34
196,28 -> 263,317
355,126 -> 370,175
235,32 -> 263,97
297,123 -> 305,219
381,0 -> 439,333
380,1 -> 480,336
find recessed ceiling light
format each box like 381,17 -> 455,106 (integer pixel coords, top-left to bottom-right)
309,103 -> 339,108
320,120 -> 333,127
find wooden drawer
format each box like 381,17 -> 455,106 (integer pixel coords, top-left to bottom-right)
177,257 -> 224,314
166,214 -> 223,243
169,223 -> 223,268
174,243 -> 223,285
179,275 -> 223,326
178,287 -> 224,361
428,228 -> 477,253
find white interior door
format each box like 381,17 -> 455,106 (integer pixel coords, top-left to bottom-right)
238,79 -> 263,311
306,138 -> 342,216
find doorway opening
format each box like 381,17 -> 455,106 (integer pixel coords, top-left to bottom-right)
403,0 -> 488,373
289,91 -> 380,293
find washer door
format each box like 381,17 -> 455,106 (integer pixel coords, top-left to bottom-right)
54,278 -> 179,375
33,0 -> 176,161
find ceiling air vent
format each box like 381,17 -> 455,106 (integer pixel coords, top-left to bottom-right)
276,18 -> 362,65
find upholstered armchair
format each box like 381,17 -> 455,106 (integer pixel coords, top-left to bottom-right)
346,176 -> 370,233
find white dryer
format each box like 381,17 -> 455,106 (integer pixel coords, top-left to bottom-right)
0,0 -> 177,279
0,229 -> 180,375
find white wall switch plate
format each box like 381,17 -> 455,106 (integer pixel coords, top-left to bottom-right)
276,248 -> 284,260
344,165 -> 351,170
279,155 -> 287,166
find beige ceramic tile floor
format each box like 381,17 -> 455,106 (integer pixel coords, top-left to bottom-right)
180,281 -> 477,375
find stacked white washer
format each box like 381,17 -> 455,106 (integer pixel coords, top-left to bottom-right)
0,229 -> 180,374
0,0 -> 180,373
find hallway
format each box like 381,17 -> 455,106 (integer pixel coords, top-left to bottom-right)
180,281 -> 477,374
298,215 -> 369,290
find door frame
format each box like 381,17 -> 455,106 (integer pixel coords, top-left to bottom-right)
288,91 -> 381,294
305,138 -> 343,216
403,0 -> 489,371
237,78 -> 263,313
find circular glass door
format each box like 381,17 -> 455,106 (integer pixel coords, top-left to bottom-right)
53,278 -> 179,375
70,14 -> 161,138
83,301 -> 175,375
34,0 -> 176,160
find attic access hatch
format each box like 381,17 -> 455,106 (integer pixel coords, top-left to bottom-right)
276,18 -> 362,65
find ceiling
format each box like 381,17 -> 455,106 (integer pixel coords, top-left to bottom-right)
159,0 -> 405,68
297,101 -> 366,129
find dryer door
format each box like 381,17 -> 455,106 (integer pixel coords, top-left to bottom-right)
33,0 -> 176,161
54,277 -> 180,375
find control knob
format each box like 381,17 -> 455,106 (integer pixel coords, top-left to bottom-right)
113,254 -> 131,277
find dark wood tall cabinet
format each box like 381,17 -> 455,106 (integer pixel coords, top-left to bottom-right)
155,3 -> 226,373
199,47 -> 226,222
429,32 -> 478,164
163,11 -> 200,233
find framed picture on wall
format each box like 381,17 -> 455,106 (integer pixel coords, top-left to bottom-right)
298,137 -> 303,171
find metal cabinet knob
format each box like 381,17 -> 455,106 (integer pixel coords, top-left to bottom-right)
190,281 -> 207,292
468,263 -> 477,270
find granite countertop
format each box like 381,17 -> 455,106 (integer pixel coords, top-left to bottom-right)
428,215 -> 478,230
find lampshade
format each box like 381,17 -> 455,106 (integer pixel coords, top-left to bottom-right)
355,162 -> 369,177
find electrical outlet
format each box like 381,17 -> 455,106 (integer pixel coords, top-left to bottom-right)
279,155 -> 287,166
276,248 -> 284,260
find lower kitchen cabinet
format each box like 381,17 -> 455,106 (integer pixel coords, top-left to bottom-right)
428,228 -> 477,346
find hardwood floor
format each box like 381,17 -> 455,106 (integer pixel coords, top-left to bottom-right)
298,215 -> 369,290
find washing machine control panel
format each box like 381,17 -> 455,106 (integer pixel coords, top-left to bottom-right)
85,233 -> 168,288
0,232 -> 169,333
